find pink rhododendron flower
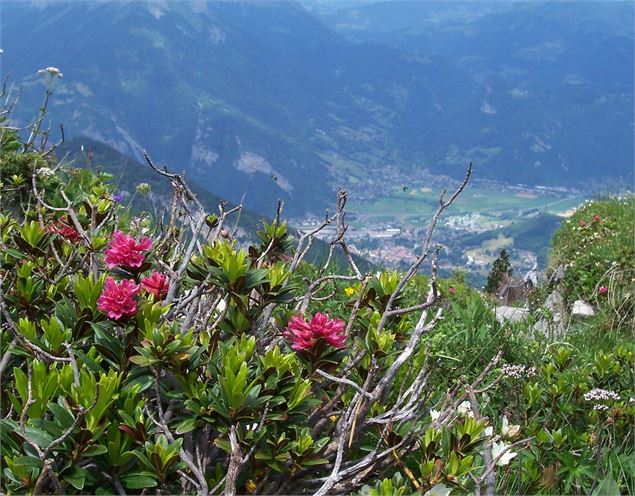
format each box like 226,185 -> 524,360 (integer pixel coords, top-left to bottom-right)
599,286 -> 608,294
104,231 -> 152,269
593,214 -> 601,222
284,312 -> 346,351
97,277 -> 140,320
141,272 -> 169,300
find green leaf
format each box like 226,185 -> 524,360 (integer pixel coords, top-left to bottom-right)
47,402 -> 76,429
24,425 -> 56,448
121,472 -> 158,489
175,417 -> 197,435
129,355 -> 159,367
64,466 -> 88,490
12,455 -> 42,469
425,483 -> 453,496
591,474 -> 620,496
83,444 -> 109,457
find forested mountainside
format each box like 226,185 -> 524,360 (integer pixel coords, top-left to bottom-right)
2,1 -> 632,215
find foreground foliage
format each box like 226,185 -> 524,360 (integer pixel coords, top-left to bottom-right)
0,78 -> 633,496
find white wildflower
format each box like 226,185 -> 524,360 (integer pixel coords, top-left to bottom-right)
429,409 -> 441,422
484,426 -> 494,437
38,66 -> 63,78
492,441 -> 517,466
501,416 -> 521,440
584,388 -> 620,412
457,401 -> 473,417
501,364 -> 537,380
47,66 -> 63,77
215,298 -> 227,315
584,388 -> 620,402
37,167 -> 55,178
136,182 -> 151,195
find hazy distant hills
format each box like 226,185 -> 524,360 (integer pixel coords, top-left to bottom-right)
2,1 -> 632,216
314,1 -> 634,184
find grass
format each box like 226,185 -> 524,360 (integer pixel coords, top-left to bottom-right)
549,196 -> 635,329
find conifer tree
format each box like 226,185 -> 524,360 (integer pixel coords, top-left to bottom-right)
485,248 -> 512,295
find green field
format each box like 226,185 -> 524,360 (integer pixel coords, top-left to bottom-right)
349,184 -> 584,227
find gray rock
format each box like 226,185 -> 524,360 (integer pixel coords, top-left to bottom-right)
549,264 -> 566,285
572,299 -> 595,317
532,318 -> 550,335
545,290 -> 566,330
495,306 -> 530,324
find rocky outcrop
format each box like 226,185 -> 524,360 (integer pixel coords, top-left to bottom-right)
572,299 -> 595,317
495,306 -> 530,324
533,290 -> 567,336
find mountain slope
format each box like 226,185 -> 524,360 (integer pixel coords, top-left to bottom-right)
2,0 -> 632,216
316,1 -> 634,186
57,136 -> 371,270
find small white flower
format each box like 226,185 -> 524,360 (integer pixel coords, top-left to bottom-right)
484,426 -> 494,437
37,167 -> 54,177
457,401 -> 473,417
501,364 -> 536,380
38,66 -> 63,78
430,409 -> 441,422
136,182 -> 151,195
215,298 -> 227,314
501,416 -> 521,440
492,441 -> 517,466
47,66 -> 63,77
584,388 -> 620,402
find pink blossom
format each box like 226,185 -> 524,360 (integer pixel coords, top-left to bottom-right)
448,287 -> 456,295
104,231 -> 152,269
141,272 -> 169,300
97,277 -> 140,320
593,214 -> 601,222
284,312 -> 346,351
599,286 -> 608,294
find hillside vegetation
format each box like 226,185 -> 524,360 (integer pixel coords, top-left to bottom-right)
0,88 -> 633,495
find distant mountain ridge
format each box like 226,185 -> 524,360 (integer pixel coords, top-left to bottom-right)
2,0 -> 632,216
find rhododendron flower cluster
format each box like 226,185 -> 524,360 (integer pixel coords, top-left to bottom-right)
97,277 -> 140,320
141,272 -> 169,300
47,222 -> 79,242
284,312 -> 346,350
104,230 -> 152,269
